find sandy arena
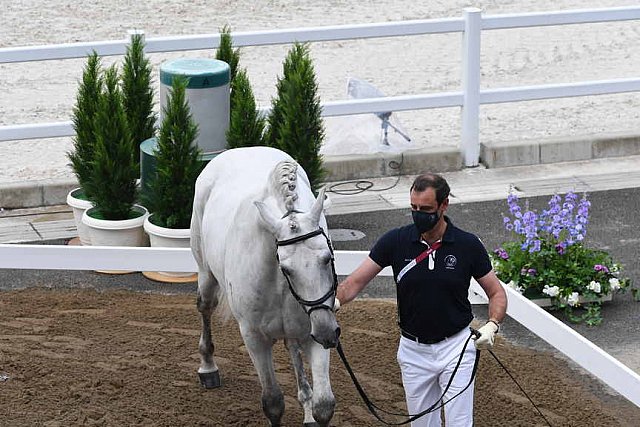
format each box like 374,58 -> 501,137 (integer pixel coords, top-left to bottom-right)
0,288 -> 638,426
2,0 -> 640,184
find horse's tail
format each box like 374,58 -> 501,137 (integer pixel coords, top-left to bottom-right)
190,174 -> 209,271
191,173 -> 232,323
214,288 -> 232,323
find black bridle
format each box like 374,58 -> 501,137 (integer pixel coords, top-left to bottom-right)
275,227 -> 338,315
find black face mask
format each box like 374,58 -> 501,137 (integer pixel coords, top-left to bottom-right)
412,209 -> 440,234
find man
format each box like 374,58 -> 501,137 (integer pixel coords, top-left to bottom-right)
335,173 -> 507,426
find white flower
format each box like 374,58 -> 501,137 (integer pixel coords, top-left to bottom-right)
542,285 -> 560,297
609,278 -> 621,291
506,280 -> 524,294
567,292 -> 580,307
587,280 -> 601,294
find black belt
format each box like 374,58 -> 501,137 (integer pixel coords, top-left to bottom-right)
400,328 -> 462,345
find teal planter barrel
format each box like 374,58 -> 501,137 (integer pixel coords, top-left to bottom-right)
160,58 -> 230,154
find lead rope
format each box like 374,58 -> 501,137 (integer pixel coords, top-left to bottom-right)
337,329 -> 554,426
335,332 -> 479,425
485,347 -> 553,427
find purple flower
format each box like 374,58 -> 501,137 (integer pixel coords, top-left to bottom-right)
555,243 -> 566,255
527,268 -> 537,276
507,194 -> 521,217
494,248 -> 510,260
594,264 -> 609,273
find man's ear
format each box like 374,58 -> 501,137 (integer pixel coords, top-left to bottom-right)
442,197 -> 450,210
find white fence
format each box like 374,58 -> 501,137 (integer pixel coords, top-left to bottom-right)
0,243 -> 639,408
2,6 -> 640,166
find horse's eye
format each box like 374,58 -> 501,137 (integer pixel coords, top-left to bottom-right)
320,253 -> 332,265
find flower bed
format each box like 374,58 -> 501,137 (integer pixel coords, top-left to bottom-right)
492,191 -> 631,325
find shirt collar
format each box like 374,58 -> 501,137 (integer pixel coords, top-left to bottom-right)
411,215 -> 455,243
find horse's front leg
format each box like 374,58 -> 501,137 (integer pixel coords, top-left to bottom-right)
302,339 -> 335,426
285,338 -> 316,425
196,271 -> 221,388
243,328 -> 284,426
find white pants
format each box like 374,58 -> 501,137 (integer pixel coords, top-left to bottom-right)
396,326 -> 477,427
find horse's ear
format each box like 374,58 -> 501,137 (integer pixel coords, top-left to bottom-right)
309,187 -> 326,224
254,201 -> 279,234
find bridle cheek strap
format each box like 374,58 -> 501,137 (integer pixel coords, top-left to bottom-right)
276,228 -> 338,314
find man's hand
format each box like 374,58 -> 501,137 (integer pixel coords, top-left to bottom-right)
473,321 -> 498,350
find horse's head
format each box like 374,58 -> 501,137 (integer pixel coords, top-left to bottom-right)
255,188 -> 341,349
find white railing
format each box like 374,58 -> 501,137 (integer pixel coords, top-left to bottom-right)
2,6 -> 640,166
0,243 -> 638,408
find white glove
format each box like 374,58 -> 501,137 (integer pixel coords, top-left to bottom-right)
333,297 -> 341,312
473,321 -> 499,350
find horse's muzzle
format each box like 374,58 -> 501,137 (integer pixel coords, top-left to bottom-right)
310,308 -> 341,349
312,326 -> 341,349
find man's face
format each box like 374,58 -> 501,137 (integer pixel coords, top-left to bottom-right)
410,188 -> 440,213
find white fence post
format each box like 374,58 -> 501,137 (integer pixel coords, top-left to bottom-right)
461,8 -> 482,167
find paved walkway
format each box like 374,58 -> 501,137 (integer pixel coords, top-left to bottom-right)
325,154 -> 640,214
1,154 -> 640,243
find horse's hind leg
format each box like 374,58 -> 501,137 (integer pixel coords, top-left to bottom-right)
196,270 -> 221,388
285,339 -> 316,426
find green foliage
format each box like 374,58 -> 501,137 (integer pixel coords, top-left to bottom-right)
142,77 -> 202,229
492,192 -> 632,325
68,51 -> 102,196
122,33 -> 156,174
264,44 -> 299,148
494,240 -> 625,300
84,66 -> 138,220
226,69 -> 265,148
216,25 -> 240,84
267,42 -> 326,193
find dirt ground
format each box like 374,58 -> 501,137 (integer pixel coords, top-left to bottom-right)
0,288 -> 638,426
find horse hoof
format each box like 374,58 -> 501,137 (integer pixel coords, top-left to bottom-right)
198,370 -> 221,389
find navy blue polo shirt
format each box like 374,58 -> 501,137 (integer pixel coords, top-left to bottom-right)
369,216 -> 492,342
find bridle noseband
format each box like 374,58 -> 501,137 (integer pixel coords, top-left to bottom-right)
275,227 -> 338,315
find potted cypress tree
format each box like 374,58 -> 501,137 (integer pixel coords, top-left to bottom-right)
215,26 -> 265,149
81,65 -> 148,253
122,32 -> 156,174
226,69 -> 265,148
142,76 -> 202,281
216,25 -> 240,88
66,51 -> 102,245
267,42 -> 327,197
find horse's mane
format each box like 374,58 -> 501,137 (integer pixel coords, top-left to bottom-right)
271,160 -> 300,231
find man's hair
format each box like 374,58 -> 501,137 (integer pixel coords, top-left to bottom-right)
410,173 -> 450,205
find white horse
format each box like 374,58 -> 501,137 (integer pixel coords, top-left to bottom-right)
190,146 -> 340,426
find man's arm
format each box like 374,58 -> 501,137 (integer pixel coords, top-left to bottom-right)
336,257 -> 383,306
476,269 -> 508,324
472,269 -> 508,350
